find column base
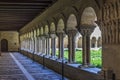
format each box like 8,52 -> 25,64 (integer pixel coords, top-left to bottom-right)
45,54 -> 51,58
78,64 -> 95,68
57,58 -> 68,63
50,56 -> 58,60
67,61 -> 77,64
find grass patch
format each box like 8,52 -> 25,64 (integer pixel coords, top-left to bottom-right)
56,49 -> 102,68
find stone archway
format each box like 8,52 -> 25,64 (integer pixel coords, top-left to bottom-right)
1,39 -> 8,52
67,14 -> 77,30
66,13 -> 78,63
79,7 -> 101,67
81,7 -> 97,26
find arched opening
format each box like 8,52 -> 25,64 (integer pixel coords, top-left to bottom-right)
34,29 -> 38,54
81,7 -> 97,26
55,34 -> 58,55
67,14 -> 77,30
75,32 -> 82,63
31,31 -> 34,52
50,22 -> 55,32
66,13 -> 79,63
1,39 -> 8,52
64,35 -> 68,60
56,18 -> 66,60
80,7 -> 102,67
97,37 -> 102,48
50,22 -> 56,58
57,19 -> 64,33
91,37 -> 96,48
36,28 -> 40,54
78,37 -> 82,48
45,25 -> 49,35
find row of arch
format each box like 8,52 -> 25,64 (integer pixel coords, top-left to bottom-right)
20,6 -> 101,67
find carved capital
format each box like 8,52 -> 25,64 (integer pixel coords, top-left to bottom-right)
79,25 -> 96,36
66,29 -> 77,37
50,33 -> 56,38
56,32 -> 66,38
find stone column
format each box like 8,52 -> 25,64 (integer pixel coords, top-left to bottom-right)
57,33 -> 65,60
33,33 -> 35,54
36,37 -> 39,54
39,37 -> 42,54
50,34 -> 56,58
41,36 -> 46,55
79,25 -> 95,67
46,35 -> 50,57
86,33 -> 91,66
67,30 -> 77,63
34,37 -> 37,54
95,39 -> 98,48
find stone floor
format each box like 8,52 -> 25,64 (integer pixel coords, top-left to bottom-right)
0,52 -> 68,80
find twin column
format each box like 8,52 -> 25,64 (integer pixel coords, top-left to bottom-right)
79,25 -> 95,67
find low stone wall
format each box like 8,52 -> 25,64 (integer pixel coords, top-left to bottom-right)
20,50 -> 99,80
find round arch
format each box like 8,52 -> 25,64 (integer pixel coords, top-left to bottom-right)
78,37 -> 82,48
34,29 -> 37,37
1,39 -> 8,52
31,31 -> 33,38
66,14 -> 77,30
78,0 -> 100,23
63,6 -> 79,24
40,27 -> 43,35
37,28 -> 40,37
97,37 -> 102,47
91,37 -> 97,48
80,7 -> 97,26
57,18 -> 65,33
44,25 -> 49,35
50,22 -> 55,32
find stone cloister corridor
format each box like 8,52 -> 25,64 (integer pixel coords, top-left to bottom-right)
0,52 -> 68,80
0,0 -> 120,80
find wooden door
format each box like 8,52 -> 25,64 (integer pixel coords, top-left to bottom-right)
1,39 -> 8,52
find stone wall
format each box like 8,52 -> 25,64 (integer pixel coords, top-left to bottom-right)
0,31 -> 19,51
100,0 -> 120,79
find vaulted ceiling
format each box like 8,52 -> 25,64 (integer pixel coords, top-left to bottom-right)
0,0 -> 57,31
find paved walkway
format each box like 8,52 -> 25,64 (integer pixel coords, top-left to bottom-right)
0,52 -> 68,80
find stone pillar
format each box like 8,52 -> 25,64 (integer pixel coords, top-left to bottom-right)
34,37 -> 36,53
95,40 -> 98,48
67,30 -> 77,63
34,37 -> 37,54
39,37 -> 42,54
36,37 -> 39,54
33,36 -> 35,54
86,33 -> 91,66
50,34 -> 56,58
79,25 -> 95,67
41,36 -> 46,55
57,33 -> 65,60
46,35 -> 50,56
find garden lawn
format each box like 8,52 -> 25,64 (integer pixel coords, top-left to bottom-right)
56,49 -> 102,68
